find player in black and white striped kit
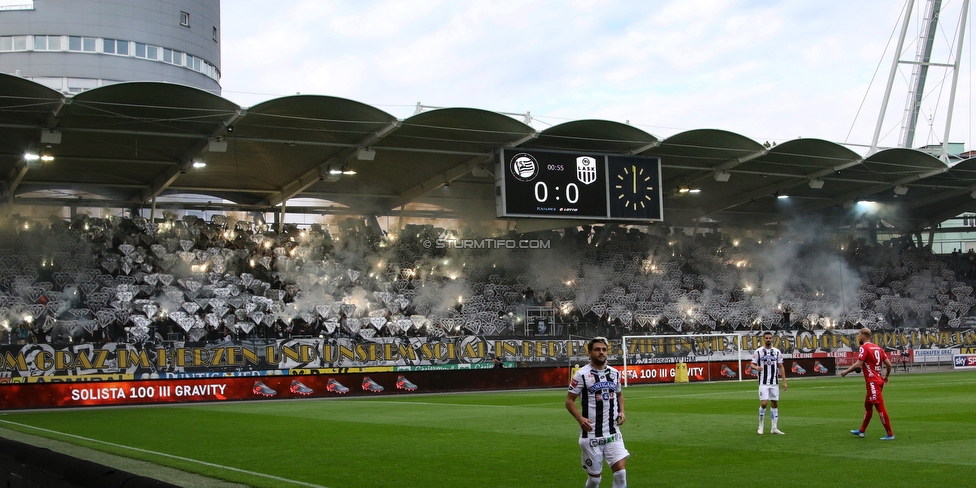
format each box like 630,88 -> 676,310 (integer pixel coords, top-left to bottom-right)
566,337 -> 629,488
748,331 -> 788,435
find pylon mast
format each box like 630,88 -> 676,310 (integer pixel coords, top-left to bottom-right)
870,0 -> 970,159
900,0 -> 942,149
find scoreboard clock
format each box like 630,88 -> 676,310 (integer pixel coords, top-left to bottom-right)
495,148 -> 662,221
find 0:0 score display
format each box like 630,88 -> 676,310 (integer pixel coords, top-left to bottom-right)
496,148 -> 662,222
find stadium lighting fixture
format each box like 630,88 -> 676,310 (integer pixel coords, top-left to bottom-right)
678,186 -> 690,193
23,152 -> 40,162
341,165 -> 357,175
328,165 -> 343,175
40,129 -> 62,144
40,152 -> 54,162
777,194 -> 789,199
688,188 -> 701,193
191,158 -> 206,168
356,147 -> 376,161
208,137 -> 228,152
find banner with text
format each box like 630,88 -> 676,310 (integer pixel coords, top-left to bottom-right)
1,328 -> 974,382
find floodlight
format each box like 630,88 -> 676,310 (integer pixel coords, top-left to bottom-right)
208,137 -> 228,152
356,147 -> 376,161
40,129 -> 62,144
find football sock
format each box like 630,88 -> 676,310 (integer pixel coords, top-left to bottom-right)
585,475 -> 602,488
771,408 -> 779,427
612,469 -> 627,488
759,406 -> 766,426
877,404 -> 893,437
860,401 -> 873,432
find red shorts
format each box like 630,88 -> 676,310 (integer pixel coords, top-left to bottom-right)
865,381 -> 885,404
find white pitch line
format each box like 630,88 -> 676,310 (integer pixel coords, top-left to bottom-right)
0,419 -> 326,488
363,400 -> 509,408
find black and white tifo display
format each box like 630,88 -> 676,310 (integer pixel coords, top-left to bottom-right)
495,148 -> 663,221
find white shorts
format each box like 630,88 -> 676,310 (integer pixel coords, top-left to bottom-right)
759,384 -> 780,401
579,434 -> 630,475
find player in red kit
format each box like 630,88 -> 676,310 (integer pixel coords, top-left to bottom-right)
840,328 -> 895,440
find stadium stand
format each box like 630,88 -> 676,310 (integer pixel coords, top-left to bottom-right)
1,211 -> 972,347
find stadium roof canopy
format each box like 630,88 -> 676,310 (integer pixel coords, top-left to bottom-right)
1,72 -> 972,232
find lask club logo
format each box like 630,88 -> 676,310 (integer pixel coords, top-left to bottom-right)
576,156 -> 597,185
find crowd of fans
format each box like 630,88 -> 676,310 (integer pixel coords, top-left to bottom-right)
0,212 -> 973,346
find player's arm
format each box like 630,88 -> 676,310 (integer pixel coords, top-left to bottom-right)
748,350 -> 761,374
616,390 -> 626,425
565,392 -> 593,432
841,359 -> 863,377
882,357 -> 893,384
778,362 -> 788,389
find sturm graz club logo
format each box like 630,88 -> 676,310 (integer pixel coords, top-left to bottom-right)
509,153 -> 539,182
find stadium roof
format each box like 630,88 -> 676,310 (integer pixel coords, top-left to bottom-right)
1,72 -> 972,232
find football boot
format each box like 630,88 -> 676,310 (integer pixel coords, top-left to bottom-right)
253,381 -> 277,397
290,380 -> 314,396
395,375 -> 418,391
362,377 -> 385,393
326,378 -> 350,394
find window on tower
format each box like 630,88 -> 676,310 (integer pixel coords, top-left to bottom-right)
68,36 -> 96,52
103,38 -> 130,55
0,35 -> 29,51
33,35 -> 62,51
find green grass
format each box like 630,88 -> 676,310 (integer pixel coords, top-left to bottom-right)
1,372 -> 975,487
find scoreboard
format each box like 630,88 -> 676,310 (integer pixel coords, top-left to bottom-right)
495,148 -> 663,221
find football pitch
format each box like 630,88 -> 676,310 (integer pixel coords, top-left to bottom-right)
1,371 -> 974,488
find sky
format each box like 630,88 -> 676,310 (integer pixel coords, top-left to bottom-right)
219,0 -> 974,153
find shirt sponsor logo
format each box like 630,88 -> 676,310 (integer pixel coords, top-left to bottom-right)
587,381 -> 616,393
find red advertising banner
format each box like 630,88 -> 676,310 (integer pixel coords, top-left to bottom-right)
782,357 -> 836,377
826,350 -> 908,368
624,357 -> 837,385
624,361 -> 743,384
0,368 -> 570,410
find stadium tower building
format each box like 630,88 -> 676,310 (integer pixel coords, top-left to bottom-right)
0,0 -> 220,95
